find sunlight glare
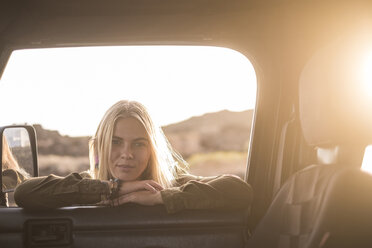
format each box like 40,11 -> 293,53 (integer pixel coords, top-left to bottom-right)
361,145 -> 372,174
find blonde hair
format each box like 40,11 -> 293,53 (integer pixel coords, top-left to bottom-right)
2,136 -> 20,171
89,100 -> 187,188
2,136 -> 29,183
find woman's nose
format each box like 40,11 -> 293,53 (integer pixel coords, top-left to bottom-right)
120,144 -> 134,159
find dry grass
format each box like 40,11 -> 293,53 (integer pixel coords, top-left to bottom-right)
187,151 -> 248,179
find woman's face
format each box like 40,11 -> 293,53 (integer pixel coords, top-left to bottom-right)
109,117 -> 151,181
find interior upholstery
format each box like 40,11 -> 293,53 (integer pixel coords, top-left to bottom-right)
247,164 -> 346,248
307,167 -> 372,248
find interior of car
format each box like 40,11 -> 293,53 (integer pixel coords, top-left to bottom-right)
1,0 -> 372,247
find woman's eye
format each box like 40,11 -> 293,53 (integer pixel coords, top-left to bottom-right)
134,142 -> 146,147
112,139 -> 121,145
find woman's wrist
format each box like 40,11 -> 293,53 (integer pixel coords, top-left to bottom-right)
100,179 -> 121,202
109,178 -> 121,199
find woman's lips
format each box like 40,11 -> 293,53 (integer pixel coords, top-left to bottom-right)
116,164 -> 135,172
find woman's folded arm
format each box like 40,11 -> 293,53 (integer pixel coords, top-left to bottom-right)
14,173 -> 109,209
161,174 -> 253,213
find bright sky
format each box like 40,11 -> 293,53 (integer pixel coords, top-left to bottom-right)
0,46 -> 256,137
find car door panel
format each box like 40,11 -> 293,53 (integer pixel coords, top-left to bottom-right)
0,205 -> 249,248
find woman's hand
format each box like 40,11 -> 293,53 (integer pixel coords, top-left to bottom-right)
119,180 -> 164,195
106,191 -> 164,206
99,180 -> 164,207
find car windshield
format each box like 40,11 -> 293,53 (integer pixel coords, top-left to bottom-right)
0,45 -> 256,178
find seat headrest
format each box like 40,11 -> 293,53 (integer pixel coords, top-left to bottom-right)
299,35 -> 372,147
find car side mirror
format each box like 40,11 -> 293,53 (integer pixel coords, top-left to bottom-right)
0,125 -> 38,207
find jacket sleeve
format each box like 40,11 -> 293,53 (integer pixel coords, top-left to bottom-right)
14,172 -> 110,209
160,174 -> 253,213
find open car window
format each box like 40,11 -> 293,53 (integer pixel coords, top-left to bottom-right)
0,46 -> 256,179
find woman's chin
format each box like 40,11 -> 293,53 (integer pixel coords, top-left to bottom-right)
113,171 -> 139,181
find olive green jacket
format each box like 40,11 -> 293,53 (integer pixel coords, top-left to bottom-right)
14,173 -> 253,213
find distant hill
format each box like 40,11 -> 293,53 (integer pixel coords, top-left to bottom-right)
163,109 -> 253,157
33,124 -> 90,156
33,109 -> 254,158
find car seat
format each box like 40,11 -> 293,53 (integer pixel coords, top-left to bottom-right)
247,36 -> 372,248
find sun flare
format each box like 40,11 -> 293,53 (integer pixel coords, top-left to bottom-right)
361,145 -> 372,174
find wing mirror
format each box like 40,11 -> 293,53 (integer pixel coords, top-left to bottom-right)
0,125 -> 38,207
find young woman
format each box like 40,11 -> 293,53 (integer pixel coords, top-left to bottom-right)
14,100 -> 253,213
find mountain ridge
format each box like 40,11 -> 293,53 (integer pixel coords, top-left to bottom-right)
34,109 -> 254,158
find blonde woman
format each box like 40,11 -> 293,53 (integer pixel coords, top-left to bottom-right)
14,100 -> 253,212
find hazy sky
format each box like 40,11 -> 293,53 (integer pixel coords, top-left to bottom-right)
0,46 -> 256,137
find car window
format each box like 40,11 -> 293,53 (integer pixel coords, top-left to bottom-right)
0,46 -> 256,179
